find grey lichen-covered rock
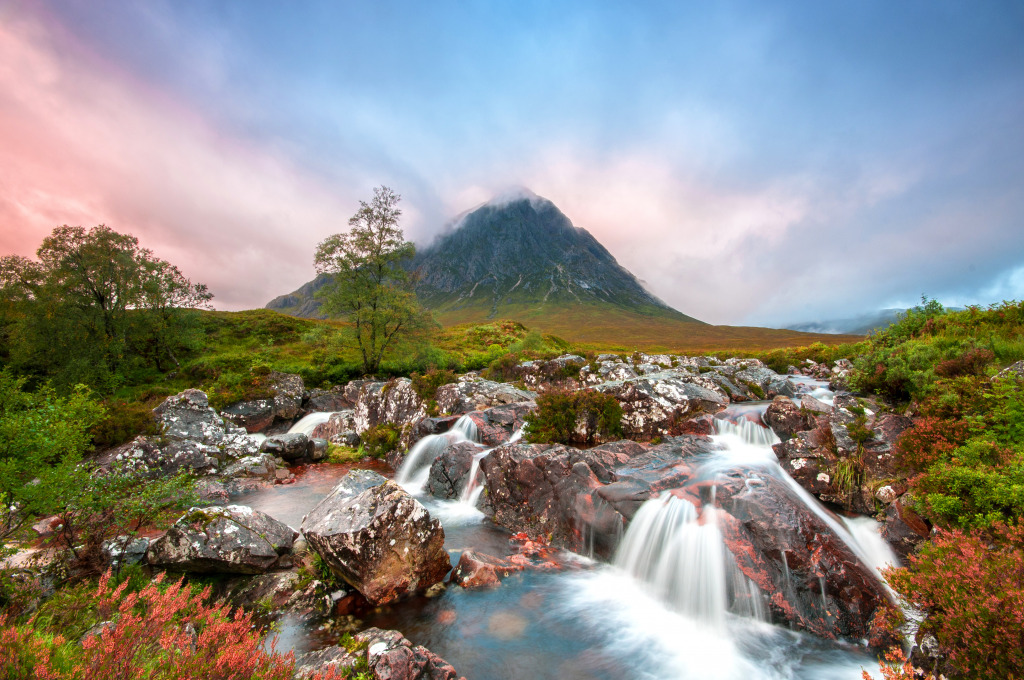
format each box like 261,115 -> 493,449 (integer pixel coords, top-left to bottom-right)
110,436 -> 220,476
353,378 -> 426,436
221,453 -> 278,480
151,389 -> 258,464
102,537 -> 150,569
260,432 -> 309,460
147,505 -> 297,574
310,409 -> 359,445
764,396 -> 813,439
294,627 -> 465,680
300,480 -> 450,605
594,371 -> 729,438
435,377 -> 536,415
268,371 -> 305,420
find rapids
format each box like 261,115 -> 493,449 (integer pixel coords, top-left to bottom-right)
237,377 -> 889,679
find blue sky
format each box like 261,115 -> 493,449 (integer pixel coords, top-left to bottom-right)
3,0 -> 1023,325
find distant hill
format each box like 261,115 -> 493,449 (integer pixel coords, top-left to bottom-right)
785,309 -> 904,336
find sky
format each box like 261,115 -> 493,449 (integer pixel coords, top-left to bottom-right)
2,1 -> 1023,327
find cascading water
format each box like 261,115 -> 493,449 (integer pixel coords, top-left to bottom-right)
457,425 -> 525,509
395,414 -> 480,494
287,411 -> 336,437
612,494 -> 767,629
712,416 -> 781,447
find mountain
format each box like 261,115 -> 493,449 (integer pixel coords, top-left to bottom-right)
785,309 -> 904,336
267,189 -> 703,329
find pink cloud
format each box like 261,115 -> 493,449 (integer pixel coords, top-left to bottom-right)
0,8 -> 356,309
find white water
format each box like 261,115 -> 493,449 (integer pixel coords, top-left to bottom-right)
395,414 -> 480,494
841,516 -> 901,576
712,417 -> 781,447
287,411 -> 336,437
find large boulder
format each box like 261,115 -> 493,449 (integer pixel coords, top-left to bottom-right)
426,440 -> 484,499
463,402 -> 532,446
219,399 -> 275,434
435,376 -> 536,415
304,386 -> 354,413
451,550 -> 525,589
353,378 -> 427,446
594,371 -> 728,439
882,493 -> 931,560
764,396 -> 813,439
147,505 -> 297,574
300,478 -> 450,605
310,409 -> 359,446
152,389 -> 258,463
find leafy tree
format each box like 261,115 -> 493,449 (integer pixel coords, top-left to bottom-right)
0,225 -> 212,390
314,186 -> 426,374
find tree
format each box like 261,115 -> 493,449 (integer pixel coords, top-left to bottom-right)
314,186 -> 424,374
0,225 -> 212,390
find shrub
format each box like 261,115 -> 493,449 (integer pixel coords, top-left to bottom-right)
934,347 -> 995,378
485,352 -> 522,383
359,423 -> 401,458
0,571 -> 344,679
882,523 -> 1024,680
524,389 -> 623,446
410,368 -> 457,401
894,416 -> 971,473
89,399 -> 162,450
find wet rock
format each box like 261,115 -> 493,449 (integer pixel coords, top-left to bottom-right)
261,432 -> 309,461
996,360 -> 1024,381
715,472 -> 893,641
308,437 -> 329,462
294,646 -> 359,678
767,379 -> 797,398
772,431 -> 836,496
435,377 -> 536,415
300,480 -> 449,605
451,550 -> 525,588
195,478 -> 229,504
800,394 -> 832,415
426,440 -> 483,499
310,409 -> 358,444
147,505 -> 297,574
764,396 -> 813,439
464,402 -> 532,446
882,493 -> 930,560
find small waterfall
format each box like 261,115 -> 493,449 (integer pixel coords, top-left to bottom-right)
613,494 -> 767,629
712,417 -> 781,447
457,425 -> 524,508
287,411 -> 336,437
395,414 -> 480,494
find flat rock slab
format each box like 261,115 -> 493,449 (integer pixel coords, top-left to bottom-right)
451,550 -> 525,588
301,479 -> 450,605
147,505 -> 297,574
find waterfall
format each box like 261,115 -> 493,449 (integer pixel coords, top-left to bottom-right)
395,414 -> 480,494
712,417 -> 781,447
287,411 -> 336,437
613,494 -> 767,629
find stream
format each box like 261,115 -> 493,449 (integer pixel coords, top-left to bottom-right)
235,377 -> 893,680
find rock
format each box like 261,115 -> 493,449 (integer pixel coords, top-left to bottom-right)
267,371 -> 305,420
767,378 -> 797,398
79,621 -> 116,646
220,400 -> 275,434
451,550 -> 525,588
764,396 -> 813,439
108,436 -> 219,476
310,409 -> 358,444
353,378 -> 427,446
261,432 -> 310,461
194,478 -> 229,504
800,394 -> 832,415
146,390 -> 258,472
594,371 -> 728,439
514,354 -> 587,389
101,536 -> 150,569
772,431 -> 836,496
296,628 -> 464,680
463,403 -> 532,446
426,440 -> 483,499
222,453 -> 278,480
308,437 -> 329,462
875,485 -> 898,504
147,505 -> 297,574
300,480 -> 450,605
435,377 -> 536,415
32,515 -> 62,537
996,360 -> 1024,381
882,493 -> 930,560
303,470 -> 389,516
304,386 -> 354,413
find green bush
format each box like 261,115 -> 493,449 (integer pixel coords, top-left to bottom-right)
359,423 -> 401,458
524,389 -> 623,446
